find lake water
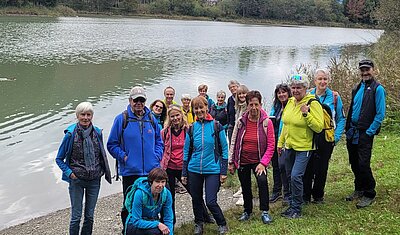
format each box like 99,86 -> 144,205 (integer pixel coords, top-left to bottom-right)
0,16 -> 383,229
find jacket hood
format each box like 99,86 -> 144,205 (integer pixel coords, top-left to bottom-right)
289,94 -> 316,105
196,113 -> 214,122
136,178 -> 153,198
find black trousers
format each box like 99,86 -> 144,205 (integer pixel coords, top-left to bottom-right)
271,150 -> 290,197
346,130 -> 376,198
122,175 -> 142,231
303,141 -> 334,201
166,168 -> 209,224
237,163 -> 269,214
126,227 -> 162,235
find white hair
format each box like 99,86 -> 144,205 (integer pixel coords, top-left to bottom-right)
314,68 -> 331,80
216,90 -> 226,98
228,80 -> 240,88
75,102 -> 94,116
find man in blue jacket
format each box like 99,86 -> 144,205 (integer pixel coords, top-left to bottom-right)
107,86 -> 164,231
345,59 -> 386,209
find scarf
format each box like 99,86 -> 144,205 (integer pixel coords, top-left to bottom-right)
77,123 -> 96,170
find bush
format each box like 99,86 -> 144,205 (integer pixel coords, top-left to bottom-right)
54,5 -> 76,16
149,0 -> 171,15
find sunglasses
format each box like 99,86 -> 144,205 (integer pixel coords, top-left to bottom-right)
155,104 -> 163,109
291,74 -> 304,81
132,97 -> 146,103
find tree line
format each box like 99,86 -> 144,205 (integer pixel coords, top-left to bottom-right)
0,0 -> 384,25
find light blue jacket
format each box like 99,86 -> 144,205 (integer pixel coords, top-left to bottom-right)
107,106 -> 163,176
127,179 -> 173,234
55,123 -> 112,184
310,87 -> 346,143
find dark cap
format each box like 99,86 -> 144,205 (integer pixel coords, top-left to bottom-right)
359,59 -> 374,69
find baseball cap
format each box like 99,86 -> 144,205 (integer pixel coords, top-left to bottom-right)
129,86 -> 147,100
359,59 -> 374,69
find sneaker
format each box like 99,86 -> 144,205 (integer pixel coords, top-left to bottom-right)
280,207 -> 293,217
269,193 -> 282,203
233,188 -> 242,198
282,210 -> 302,219
356,196 -> 374,209
312,198 -> 324,204
218,225 -> 229,234
238,212 -> 251,221
194,223 -> 203,235
235,196 -> 244,206
345,191 -> 363,201
261,211 -> 273,224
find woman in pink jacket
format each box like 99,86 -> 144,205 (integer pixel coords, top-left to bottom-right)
160,105 -> 212,225
228,90 -> 275,224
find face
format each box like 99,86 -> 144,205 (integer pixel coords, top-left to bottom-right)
193,103 -> 208,120
277,88 -> 289,103
248,97 -> 261,118
228,84 -> 238,95
238,92 -> 247,103
217,95 -> 225,105
151,179 -> 167,195
359,67 -> 374,81
169,109 -> 182,126
314,72 -> 329,91
181,98 -> 191,108
290,84 -> 307,101
164,88 -> 175,103
199,89 -> 207,97
129,97 -> 146,113
152,101 -> 164,115
77,112 -> 93,127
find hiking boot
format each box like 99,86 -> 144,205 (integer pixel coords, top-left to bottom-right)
261,211 -> 273,224
194,223 -> 203,235
312,198 -> 324,204
235,196 -> 244,206
269,193 -> 282,203
280,207 -> 293,217
282,210 -> 302,219
218,225 -> 229,234
238,212 -> 251,221
345,191 -> 363,201
356,196 -> 374,209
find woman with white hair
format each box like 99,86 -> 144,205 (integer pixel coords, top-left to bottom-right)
277,74 -> 323,219
303,69 -> 346,204
55,102 -> 111,235
210,90 -> 228,131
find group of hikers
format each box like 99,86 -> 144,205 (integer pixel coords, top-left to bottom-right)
55,59 -> 386,235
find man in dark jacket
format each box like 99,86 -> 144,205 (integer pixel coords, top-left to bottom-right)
345,59 -> 386,209
107,86 -> 164,231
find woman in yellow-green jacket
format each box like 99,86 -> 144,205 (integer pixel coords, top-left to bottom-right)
277,74 -> 324,219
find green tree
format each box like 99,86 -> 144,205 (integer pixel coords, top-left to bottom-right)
374,0 -> 400,32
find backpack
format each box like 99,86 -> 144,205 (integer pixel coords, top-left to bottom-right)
187,120 -> 223,164
124,177 -> 167,234
307,98 -> 335,149
114,110 -> 156,181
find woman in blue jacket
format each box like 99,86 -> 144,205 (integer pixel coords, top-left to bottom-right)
181,96 -> 229,235
55,102 -> 111,235
303,68 -> 346,204
125,168 -> 173,235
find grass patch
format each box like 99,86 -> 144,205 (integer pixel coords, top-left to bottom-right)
175,131 -> 400,234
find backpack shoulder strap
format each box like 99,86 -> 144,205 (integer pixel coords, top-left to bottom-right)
307,98 -> 318,106
115,110 -> 129,182
148,112 -> 156,130
188,124 -> 194,162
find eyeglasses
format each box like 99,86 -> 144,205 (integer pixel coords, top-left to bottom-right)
132,97 -> 146,103
291,74 -> 304,81
155,104 -> 163,109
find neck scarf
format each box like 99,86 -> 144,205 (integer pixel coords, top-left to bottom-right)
78,123 -> 96,170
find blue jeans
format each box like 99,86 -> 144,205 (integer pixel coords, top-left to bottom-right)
69,178 -> 101,235
284,149 -> 311,213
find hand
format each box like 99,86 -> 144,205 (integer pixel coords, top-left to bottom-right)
255,163 -> 266,176
228,163 -> 235,175
300,104 -> 310,115
124,156 -> 128,162
158,222 -> 170,235
220,175 -> 227,184
70,173 -> 78,180
181,177 -> 187,185
277,147 -> 282,156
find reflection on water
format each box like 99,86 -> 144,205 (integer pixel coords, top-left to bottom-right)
0,16 -> 382,229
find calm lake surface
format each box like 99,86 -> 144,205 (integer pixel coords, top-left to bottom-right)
0,16 -> 382,229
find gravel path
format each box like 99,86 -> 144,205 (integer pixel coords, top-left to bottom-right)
0,188 -> 235,235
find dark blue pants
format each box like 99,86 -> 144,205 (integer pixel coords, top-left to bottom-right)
69,178 -> 101,235
237,163 -> 270,214
271,149 -> 290,197
284,149 -> 312,213
125,226 -> 162,235
347,131 -> 376,198
188,172 -> 226,226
